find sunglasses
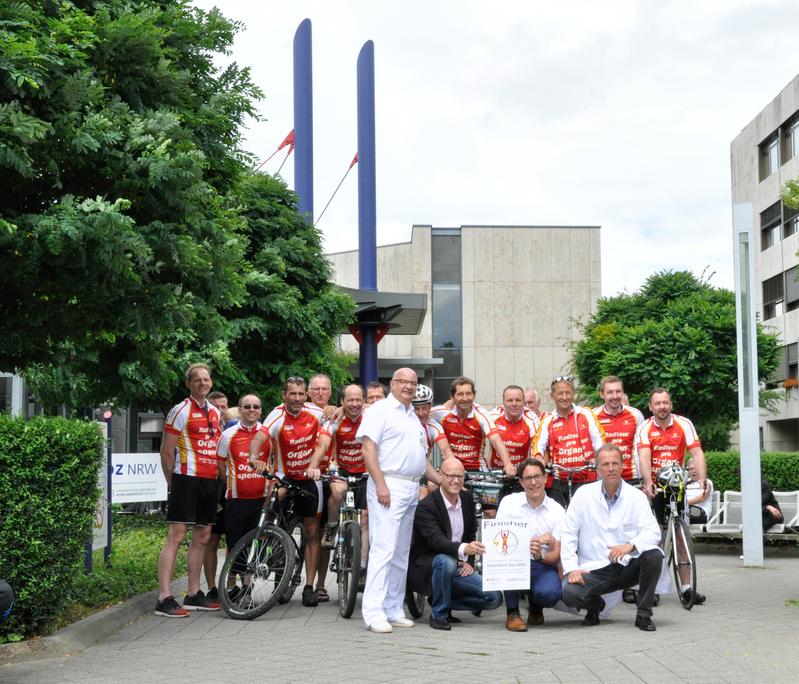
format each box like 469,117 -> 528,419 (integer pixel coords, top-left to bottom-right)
551,375 -> 574,389
241,404 -> 261,410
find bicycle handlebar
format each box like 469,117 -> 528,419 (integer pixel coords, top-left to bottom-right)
547,463 -> 596,475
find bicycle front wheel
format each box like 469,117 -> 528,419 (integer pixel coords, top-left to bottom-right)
219,524 -> 296,620
669,517 -> 697,610
338,521 -> 361,618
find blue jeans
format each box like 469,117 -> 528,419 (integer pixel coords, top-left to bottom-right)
504,560 -> 562,611
430,554 -> 502,621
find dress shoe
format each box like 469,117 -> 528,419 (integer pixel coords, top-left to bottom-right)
447,613 -> 462,624
685,589 -> 706,605
635,616 -> 656,631
527,606 -> 544,625
505,611 -> 528,632
582,597 -> 604,626
429,615 -> 451,631
368,620 -> 393,633
471,609 -> 482,617
388,617 -> 415,628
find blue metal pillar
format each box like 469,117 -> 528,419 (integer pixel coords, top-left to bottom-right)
357,41 -> 378,385
293,19 -> 313,219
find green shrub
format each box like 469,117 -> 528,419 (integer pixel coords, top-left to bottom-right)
0,415 -> 104,640
706,451 -> 799,493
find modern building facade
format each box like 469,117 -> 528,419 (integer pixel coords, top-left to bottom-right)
731,74 -> 799,451
327,223 -> 601,407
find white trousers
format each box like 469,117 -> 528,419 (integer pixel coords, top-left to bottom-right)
361,476 -> 419,627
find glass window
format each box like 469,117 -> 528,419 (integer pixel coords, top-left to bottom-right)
784,204 -> 798,239
782,115 -> 799,162
760,202 -> 782,250
762,273 -> 784,320
432,283 -> 462,349
759,133 -> 779,180
431,234 -> 461,283
433,348 -> 462,377
785,265 -> 799,306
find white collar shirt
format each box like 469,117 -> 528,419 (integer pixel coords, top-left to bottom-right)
496,491 -> 566,541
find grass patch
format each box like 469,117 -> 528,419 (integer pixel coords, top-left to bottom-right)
50,515 -> 189,631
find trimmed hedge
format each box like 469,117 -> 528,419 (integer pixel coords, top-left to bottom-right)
706,451 -> 799,494
0,415 -> 104,640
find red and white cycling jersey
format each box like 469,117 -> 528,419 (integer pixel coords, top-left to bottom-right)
532,405 -> 605,483
423,419 -> 448,452
261,403 -> 324,479
164,397 -> 221,479
322,413 -> 365,474
592,404 -> 644,481
217,421 -> 270,499
634,414 -> 701,484
307,402 -> 334,472
489,406 -> 539,469
430,403 -> 498,470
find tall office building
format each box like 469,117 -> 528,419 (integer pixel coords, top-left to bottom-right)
731,74 -> 799,450
327,223 -> 601,407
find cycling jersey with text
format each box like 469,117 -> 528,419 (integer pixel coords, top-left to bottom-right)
164,397 -> 221,479
262,404 -> 324,479
592,404 -> 644,480
634,414 -> 701,483
423,419 -> 448,452
217,421 -> 270,499
430,403 -> 498,470
532,405 -> 605,483
489,407 -> 539,468
322,414 -> 365,473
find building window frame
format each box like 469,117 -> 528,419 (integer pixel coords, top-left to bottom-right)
759,131 -> 780,181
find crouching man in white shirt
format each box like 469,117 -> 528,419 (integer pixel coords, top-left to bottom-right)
560,444 -> 663,632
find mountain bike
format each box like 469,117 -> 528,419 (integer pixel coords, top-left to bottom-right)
218,474 -> 311,620
656,464 -> 697,610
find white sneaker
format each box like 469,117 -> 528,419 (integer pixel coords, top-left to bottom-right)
388,617 -> 415,628
368,619 -> 393,633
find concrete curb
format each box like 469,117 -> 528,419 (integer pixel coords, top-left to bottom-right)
0,576 -> 188,664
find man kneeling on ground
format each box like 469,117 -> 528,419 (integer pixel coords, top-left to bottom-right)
407,458 -> 502,630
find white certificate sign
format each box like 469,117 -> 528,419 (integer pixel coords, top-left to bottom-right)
481,519 -> 531,591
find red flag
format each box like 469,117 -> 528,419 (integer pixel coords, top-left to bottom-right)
278,129 -> 295,152
349,152 -> 358,169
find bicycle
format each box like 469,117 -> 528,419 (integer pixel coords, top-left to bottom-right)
463,469 -> 513,573
218,474 -> 311,620
326,472 -> 368,618
546,462 -> 596,508
656,463 -> 697,610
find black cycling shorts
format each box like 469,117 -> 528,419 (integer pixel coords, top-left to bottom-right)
211,480 -> 227,535
166,473 -> 219,527
282,477 -> 322,519
338,468 -> 369,510
225,497 -> 266,549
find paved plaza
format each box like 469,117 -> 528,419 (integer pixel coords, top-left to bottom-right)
2,553 -> 798,683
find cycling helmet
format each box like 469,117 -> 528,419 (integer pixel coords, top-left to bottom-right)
656,463 -> 685,490
412,384 -> 434,405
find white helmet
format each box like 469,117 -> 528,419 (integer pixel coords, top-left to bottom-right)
656,463 -> 685,490
412,384 -> 434,405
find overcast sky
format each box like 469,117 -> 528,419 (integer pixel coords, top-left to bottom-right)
196,0 -> 799,296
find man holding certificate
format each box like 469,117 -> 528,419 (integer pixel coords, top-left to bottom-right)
407,458 -> 502,631
495,458 -> 566,631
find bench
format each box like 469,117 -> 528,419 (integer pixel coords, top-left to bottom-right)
702,490 -> 799,537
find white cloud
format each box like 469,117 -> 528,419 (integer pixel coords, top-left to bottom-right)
195,0 -> 799,295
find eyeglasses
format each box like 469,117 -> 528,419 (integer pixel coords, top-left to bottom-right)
392,379 -> 418,387
240,404 -> 261,410
521,474 -> 546,483
440,472 -> 464,481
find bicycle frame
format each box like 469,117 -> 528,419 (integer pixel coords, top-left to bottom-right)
547,462 -> 595,506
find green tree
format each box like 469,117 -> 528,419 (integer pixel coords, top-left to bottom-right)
0,1 -> 353,411
571,271 -> 779,450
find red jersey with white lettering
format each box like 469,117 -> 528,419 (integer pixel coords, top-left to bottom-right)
532,405 -> 605,483
592,404 -> 644,480
217,421 -> 270,499
322,413 -> 365,473
164,397 -> 221,479
262,404 -> 324,479
489,407 -> 539,468
308,402 -> 334,473
430,403 -> 498,470
635,414 -> 701,484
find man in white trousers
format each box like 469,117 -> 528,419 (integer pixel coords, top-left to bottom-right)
357,368 -> 441,633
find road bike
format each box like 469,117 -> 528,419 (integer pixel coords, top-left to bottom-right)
546,462 -> 595,508
326,472 -> 368,618
218,474 -> 311,620
656,464 -> 697,610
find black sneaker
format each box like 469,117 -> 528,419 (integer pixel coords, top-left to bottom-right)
206,586 -> 219,602
622,588 -> 637,604
183,589 -> 221,611
684,589 -> 706,605
302,585 -> 318,607
227,586 -> 241,603
155,595 -> 189,618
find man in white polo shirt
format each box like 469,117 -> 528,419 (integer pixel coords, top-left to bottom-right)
357,368 -> 442,633
496,458 -> 565,631
560,444 -> 662,631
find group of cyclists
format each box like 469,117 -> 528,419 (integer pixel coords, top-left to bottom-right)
155,363 -> 709,621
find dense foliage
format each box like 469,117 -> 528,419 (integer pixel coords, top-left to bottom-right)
707,451 -> 799,494
571,271 -> 779,450
0,1 -> 353,412
0,415 -> 104,640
